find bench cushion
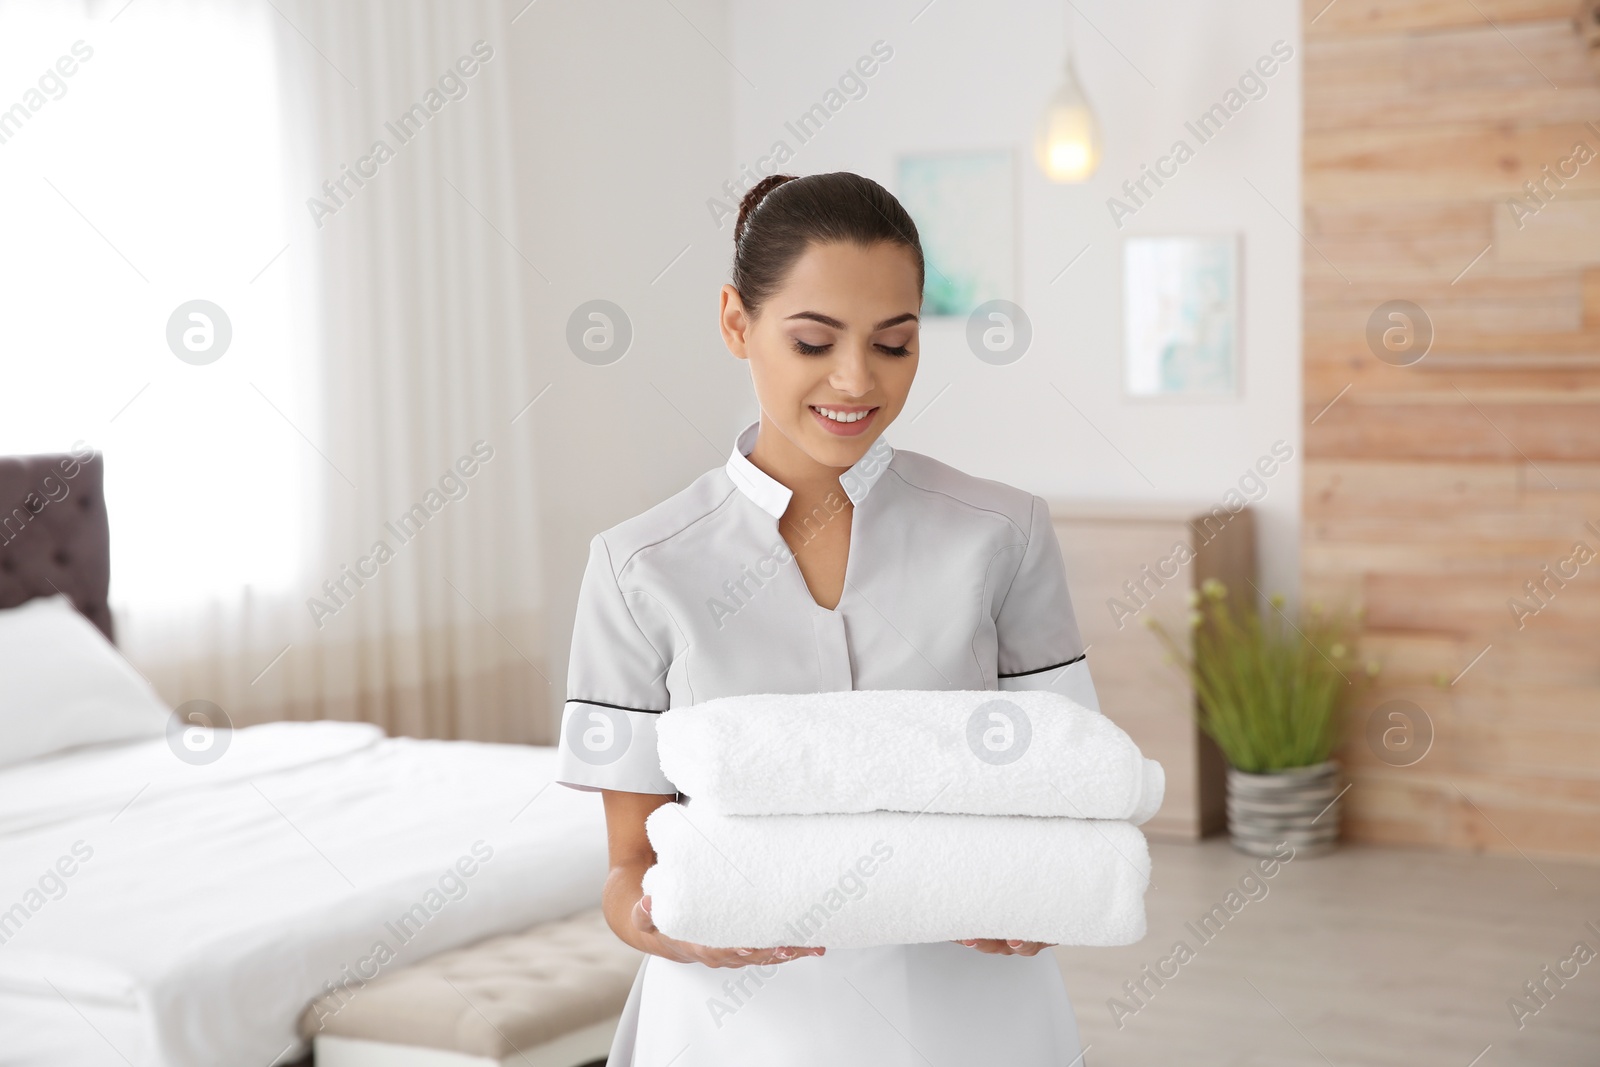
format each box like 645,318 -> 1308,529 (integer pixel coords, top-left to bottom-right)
298,907 -> 643,1059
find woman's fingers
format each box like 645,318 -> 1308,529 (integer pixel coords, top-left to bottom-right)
680,933 -> 1058,963
634,905 -> 827,968
669,941 -> 824,968
745,945 -> 815,967
952,938 -> 1053,955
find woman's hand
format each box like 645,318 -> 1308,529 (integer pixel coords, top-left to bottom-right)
949,938 -> 1055,956
633,894 -> 825,968
603,792 -> 823,969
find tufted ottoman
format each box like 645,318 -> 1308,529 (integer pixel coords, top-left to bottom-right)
299,907 -> 644,1067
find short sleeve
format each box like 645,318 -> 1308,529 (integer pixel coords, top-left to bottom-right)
994,494 -> 1101,711
555,533 -> 678,795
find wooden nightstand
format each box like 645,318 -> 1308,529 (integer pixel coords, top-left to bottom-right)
1045,499 -> 1257,841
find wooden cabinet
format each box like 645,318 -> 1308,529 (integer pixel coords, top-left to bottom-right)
1044,499 -> 1257,841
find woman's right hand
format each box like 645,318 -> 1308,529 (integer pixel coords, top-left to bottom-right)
632,894 -> 824,969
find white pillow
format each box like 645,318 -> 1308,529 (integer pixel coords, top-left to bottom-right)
0,594 -> 172,768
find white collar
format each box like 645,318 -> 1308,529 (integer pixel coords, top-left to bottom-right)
725,418 -> 894,520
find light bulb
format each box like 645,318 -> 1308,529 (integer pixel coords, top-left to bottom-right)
1034,57 -> 1100,183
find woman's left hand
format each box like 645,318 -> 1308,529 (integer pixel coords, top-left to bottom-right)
950,938 -> 1055,955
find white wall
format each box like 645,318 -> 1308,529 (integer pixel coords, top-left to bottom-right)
510,0 -> 1303,732
726,0 -> 1304,601
505,0 -> 747,735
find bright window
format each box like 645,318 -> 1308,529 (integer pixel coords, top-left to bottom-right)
0,0 -> 318,611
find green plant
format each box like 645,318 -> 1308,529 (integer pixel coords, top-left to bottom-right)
1143,579 -> 1378,773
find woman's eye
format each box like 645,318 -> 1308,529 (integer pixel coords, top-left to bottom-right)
790,339 -> 913,357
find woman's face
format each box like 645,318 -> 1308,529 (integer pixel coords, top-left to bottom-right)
722,239 -> 920,472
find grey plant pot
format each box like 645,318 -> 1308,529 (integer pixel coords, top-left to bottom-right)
1225,759 -> 1342,857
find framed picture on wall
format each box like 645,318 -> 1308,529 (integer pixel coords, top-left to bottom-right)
1122,234 -> 1241,398
895,149 -> 1017,317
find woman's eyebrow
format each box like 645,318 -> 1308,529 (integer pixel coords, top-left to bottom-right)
784,311 -> 919,330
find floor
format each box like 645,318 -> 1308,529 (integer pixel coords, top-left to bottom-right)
1054,837 -> 1600,1067
285,838 -> 1600,1066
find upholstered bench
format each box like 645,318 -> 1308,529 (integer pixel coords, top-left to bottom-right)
299,907 -> 643,1067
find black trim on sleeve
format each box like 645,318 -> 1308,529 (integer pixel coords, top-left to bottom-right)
997,651 -> 1087,679
564,698 -> 668,715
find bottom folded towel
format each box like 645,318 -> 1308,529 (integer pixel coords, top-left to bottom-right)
641,803 -> 1151,950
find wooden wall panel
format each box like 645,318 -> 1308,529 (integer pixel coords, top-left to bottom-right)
1303,0 -> 1600,861
1495,196 -> 1600,263
1311,0 -> 1579,35
1306,123 -> 1600,203
1306,22 -> 1600,131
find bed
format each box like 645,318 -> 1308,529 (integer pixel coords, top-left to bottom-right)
0,452 -> 611,1067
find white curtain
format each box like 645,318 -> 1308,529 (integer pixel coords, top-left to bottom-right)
0,0 -> 547,742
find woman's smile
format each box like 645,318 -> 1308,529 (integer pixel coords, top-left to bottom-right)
808,404 -> 879,436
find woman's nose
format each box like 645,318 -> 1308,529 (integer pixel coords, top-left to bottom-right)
829,351 -> 873,395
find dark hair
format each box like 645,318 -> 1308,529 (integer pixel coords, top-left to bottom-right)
731,171 -> 924,320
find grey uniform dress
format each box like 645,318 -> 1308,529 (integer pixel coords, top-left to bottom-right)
555,418 -> 1099,1066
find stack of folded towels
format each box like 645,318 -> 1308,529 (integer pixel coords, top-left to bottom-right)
641,689 -> 1164,950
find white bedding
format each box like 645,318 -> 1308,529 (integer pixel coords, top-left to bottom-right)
0,720 -> 610,1067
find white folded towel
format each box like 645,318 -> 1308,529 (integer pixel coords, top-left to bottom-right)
641,803 -> 1151,949
656,688 -> 1164,824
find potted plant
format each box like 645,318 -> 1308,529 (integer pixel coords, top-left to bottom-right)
1144,578 -> 1377,857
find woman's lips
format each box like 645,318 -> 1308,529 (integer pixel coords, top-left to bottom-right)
809,405 -> 878,436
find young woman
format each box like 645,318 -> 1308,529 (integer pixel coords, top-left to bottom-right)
555,171 -> 1100,1065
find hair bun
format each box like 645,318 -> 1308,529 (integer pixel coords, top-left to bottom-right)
734,174 -> 799,246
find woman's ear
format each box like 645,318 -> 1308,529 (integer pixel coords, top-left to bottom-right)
720,284 -> 751,360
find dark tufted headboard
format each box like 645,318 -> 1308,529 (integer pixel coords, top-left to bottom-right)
0,452 -> 114,644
